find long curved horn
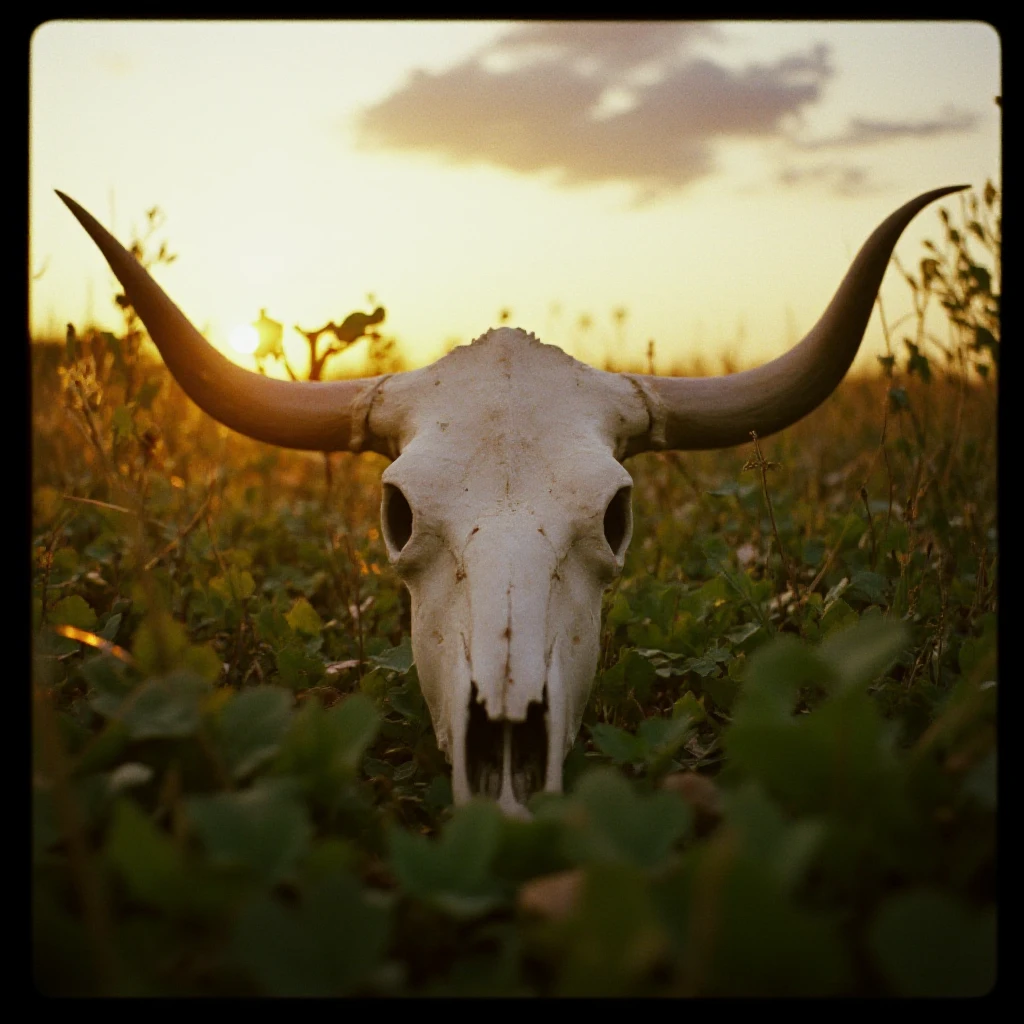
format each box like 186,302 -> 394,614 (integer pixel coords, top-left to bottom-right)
624,185 -> 969,454
56,192 -> 394,456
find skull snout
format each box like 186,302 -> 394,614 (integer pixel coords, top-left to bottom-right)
465,683 -> 549,818
454,521 -> 564,814
464,522 -> 554,721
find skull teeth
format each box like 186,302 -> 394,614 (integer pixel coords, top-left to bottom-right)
465,684 -> 548,812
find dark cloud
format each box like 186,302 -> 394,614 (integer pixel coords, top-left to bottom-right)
795,108 -> 979,149
353,23 -> 974,199
777,163 -> 872,197
356,24 -> 831,198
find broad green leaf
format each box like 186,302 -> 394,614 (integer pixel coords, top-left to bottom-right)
683,645 -> 731,677
224,548 -> 253,570
131,612 -> 189,676
331,693 -> 380,772
605,591 -> 634,629
369,636 -> 414,674
105,799 -> 187,913
817,598 -> 858,638
492,816 -> 567,884
217,685 -> 293,780
847,570 -> 888,606
560,769 -> 691,869
556,861 -> 668,997
423,774 -> 453,814
668,838 -> 851,995
182,642 -> 223,683
721,784 -> 824,895
672,691 -> 706,723
255,604 -> 290,645
209,568 -> 255,604
231,872 -> 390,996
118,671 -> 210,739
870,890 -> 995,996
358,666 -> 389,704
881,521 -> 909,555
73,719 -> 130,776
275,695 -> 379,810
726,622 -> 761,646
50,595 -> 97,631
700,537 -> 731,564
274,645 -> 325,690
820,617 -> 908,692
387,677 -> 427,722
696,574 -> 730,606
98,612 -> 122,642
285,597 -> 323,636
728,683 -> 899,815
596,648 -> 657,704
389,800 -> 504,916
731,636 -> 828,725
637,715 -> 693,763
589,723 -> 644,764
634,647 -> 688,678
81,653 -> 136,719
186,780 -> 311,885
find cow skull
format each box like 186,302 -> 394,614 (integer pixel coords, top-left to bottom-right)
57,185 -> 965,817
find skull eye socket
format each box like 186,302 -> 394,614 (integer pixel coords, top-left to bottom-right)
382,483 -> 413,553
603,485 -> 632,556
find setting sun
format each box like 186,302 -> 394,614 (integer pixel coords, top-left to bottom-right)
228,323 -> 259,356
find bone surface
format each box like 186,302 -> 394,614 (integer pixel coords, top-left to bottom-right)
372,329 -> 648,811
57,184 -> 967,817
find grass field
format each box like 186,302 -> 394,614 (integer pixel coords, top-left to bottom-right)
31,186 -> 998,996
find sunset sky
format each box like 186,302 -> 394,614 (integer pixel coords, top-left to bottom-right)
29,20 -> 1000,377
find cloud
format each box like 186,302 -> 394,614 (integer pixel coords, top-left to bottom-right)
354,23 -> 832,198
353,23 -> 978,199
795,108 -> 978,149
777,163 -> 872,197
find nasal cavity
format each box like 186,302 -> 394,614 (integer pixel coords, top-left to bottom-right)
382,483 -> 413,552
465,683 -> 548,804
603,485 -> 632,556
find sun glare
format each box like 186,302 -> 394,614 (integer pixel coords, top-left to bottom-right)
228,324 -> 259,355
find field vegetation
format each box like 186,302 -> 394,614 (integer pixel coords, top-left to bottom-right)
32,185 -> 998,996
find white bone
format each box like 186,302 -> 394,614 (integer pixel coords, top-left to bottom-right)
371,329 -> 645,813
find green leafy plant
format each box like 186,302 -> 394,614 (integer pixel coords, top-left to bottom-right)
33,190 -> 997,995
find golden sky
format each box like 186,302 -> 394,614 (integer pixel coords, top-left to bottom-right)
29,20 -> 1000,376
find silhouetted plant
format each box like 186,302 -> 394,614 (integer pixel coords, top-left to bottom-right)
880,180 -> 1000,384
292,305 -> 387,382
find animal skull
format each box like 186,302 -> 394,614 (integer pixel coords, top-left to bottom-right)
57,185 -> 965,817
